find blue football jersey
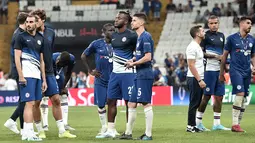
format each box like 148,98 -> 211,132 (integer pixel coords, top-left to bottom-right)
52,52 -> 76,76
225,32 -> 255,77
14,32 -> 44,79
201,30 -> 225,71
84,39 -> 113,85
111,29 -> 137,73
135,31 -> 154,79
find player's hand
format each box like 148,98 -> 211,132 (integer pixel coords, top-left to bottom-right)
89,69 -> 101,78
19,77 -> 27,86
215,55 -> 222,61
41,81 -> 47,93
61,88 -> 68,95
125,61 -> 135,69
252,67 -> 255,75
198,80 -> 206,89
219,74 -> 225,83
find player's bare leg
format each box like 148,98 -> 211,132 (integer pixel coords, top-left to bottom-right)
232,92 -> 245,132
196,95 -> 211,131
212,96 -> 230,130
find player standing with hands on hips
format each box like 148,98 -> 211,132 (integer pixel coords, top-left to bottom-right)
186,25 -> 206,133
220,16 -> 255,132
81,23 -> 115,137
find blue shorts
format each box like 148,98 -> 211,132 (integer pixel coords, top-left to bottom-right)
19,78 -> 42,102
56,73 -> 65,94
44,75 -> 59,96
230,73 -> 250,97
204,71 -> 225,96
107,73 -> 135,100
129,79 -> 153,103
94,84 -> 107,108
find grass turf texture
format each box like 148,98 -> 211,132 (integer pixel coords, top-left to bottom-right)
0,105 -> 255,143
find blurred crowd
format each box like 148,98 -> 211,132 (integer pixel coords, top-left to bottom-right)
0,69 -> 95,91
0,0 -> 8,24
153,53 -> 188,87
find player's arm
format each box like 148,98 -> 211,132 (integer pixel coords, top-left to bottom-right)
51,31 -> 56,51
14,35 -> 26,84
64,60 -> 75,88
251,54 -> 255,74
81,53 -> 92,73
219,36 -> 231,82
219,50 -> 229,75
81,42 -> 101,77
203,49 -> 219,59
127,39 -> 152,67
132,53 -> 151,66
40,53 -> 47,92
251,41 -> 255,74
187,59 -> 201,81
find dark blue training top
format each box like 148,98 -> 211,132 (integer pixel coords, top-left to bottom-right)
135,31 -> 154,79
83,38 -> 113,86
225,32 -> 255,77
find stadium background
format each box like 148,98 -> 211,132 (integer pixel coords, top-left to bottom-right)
1,0 -> 255,106
1,0 -> 255,142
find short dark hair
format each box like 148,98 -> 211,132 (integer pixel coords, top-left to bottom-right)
208,15 -> 218,20
102,23 -> 114,32
30,9 -> 46,21
239,16 -> 252,23
60,51 -> 71,63
133,13 -> 147,23
190,25 -> 202,38
119,10 -> 132,23
17,12 -> 28,24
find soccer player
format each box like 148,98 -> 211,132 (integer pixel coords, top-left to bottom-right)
30,9 -> 76,138
81,23 -> 115,137
52,51 -> 76,131
4,12 -> 28,135
196,15 -> 230,131
96,11 -> 137,138
14,14 -> 47,141
220,16 -> 255,132
120,13 -> 154,140
186,25 -> 206,133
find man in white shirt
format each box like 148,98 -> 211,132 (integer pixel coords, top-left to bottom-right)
4,75 -> 17,90
0,73 -> 8,90
186,25 -> 206,133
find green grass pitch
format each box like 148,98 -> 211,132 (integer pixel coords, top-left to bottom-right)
0,105 -> 255,143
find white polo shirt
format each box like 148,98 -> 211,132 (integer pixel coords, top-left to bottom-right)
186,40 -> 204,78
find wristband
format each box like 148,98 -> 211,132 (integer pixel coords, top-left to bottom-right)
198,79 -> 202,83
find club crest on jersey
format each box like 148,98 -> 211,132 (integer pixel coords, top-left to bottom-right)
237,85 -> 242,90
122,37 -> 127,42
206,87 -> 210,92
37,40 -> 42,45
249,43 -> 253,48
220,37 -> 223,42
25,93 -> 30,98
